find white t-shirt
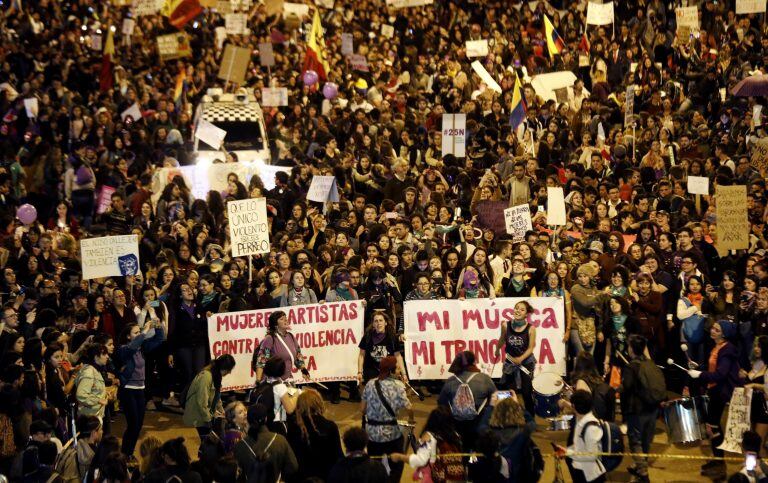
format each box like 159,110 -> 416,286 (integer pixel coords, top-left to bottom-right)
271,383 -> 300,422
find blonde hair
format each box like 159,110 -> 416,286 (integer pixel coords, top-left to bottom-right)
295,388 -> 326,442
139,436 -> 162,475
489,397 -> 526,428
225,401 -> 248,430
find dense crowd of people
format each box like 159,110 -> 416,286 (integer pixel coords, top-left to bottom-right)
5,0 -> 768,481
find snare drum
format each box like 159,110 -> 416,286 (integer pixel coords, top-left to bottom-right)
532,372 -> 565,418
548,414 -> 573,431
663,396 -> 709,444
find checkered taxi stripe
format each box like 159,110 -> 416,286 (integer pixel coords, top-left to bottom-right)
201,103 -> 262,122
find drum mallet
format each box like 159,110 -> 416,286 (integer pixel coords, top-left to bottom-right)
617,351 -> 630,365
680,344 -> 699,369
666,358 -> 689,372
404,381 -> 425,401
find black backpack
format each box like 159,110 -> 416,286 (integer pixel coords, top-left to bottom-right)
240,435 -> 277,483
249,380 -> 278,417
635,359 -> 667,408
580,419 -> 624,473
500,429 -> 543,482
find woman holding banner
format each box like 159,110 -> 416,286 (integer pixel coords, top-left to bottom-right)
357,312 -> 406,386
252,311 -> 310,383
496,301 -> 537,416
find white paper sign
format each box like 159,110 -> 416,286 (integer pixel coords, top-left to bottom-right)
228,197 -> 270,257
471,60 -> 502,93
465,39 -> 489,58
386,0 -> 433,8
441,114 -> 467,158
348,54 -> 369,72
91,34 -> 102,51
687,176 -> 709,195
283,2 -> 310,18
341,33 -> 354,56
547,187 -> 567,226
504,205 -> 533,241
404,298 -> 567,380
624,85 -> 635,128
122,18 -> 136,36
195,119 -> 227,150
261,87 -> 288,106
676,6 -> 699,29
307,175 -> 340,202
121,103 -> 142,122
718,387 -> 752,453
225,13 -> 248,35
586,1 -> 614,25
259,42 -> 275,66
737,0 -> 767,14
381,24 -> 395,38
315,0 -> 334,7
80,235 -> 140,280
23,98 -> 38,119
755,105 -> 763,126
134,0 -> 163,16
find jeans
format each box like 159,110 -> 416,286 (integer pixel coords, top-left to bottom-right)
627,409 -> 658,476
367,436 -> 404,483
177,345 -> 207,388
119,388 -> 146,456
500,356 -> 535,416
706,389 -> 727,458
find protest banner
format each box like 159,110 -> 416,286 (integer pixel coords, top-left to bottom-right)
306,176 -> 340,202
465,39 -> 489,58
752,137 -> 768,175
441,114 -> 466,158
504,204 -> 532,242
386,0 -> 433,8
121,103 -> 142,123
156,33 -> 192,61
134,0 -> 163,16
348,54 -> 369,72
261,87 -> 289,107
676,6 -> 699,31
474,200 -> 507,235
341,33 -> 354,56
471,60 -> 502,93
258,42 -> 275,66
195,119 -> 227,150
217,44 -> 251,84
80,235 -> 140,280
404,298 -> 567,380
228,198 -> 270,257
208,300 -> 365,391
718,387 -> 752,453
586,1 -> 614,25
716,185 -> 750,253
225,13 -> 248,35
736,0 -> 767,14
687,176 -> 709,195
547,187 -> 567,225
23,98 -> 38,119
96,186 -> 117,215
283,2 -> 310,18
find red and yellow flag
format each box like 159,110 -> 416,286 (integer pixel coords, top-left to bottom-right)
303,9 -> 330,81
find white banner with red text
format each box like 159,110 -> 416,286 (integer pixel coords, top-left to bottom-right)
404,297 -> 566,380
208,300 -> 365,391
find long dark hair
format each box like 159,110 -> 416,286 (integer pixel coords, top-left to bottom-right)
756,336 -> 768,366
267,310 -> 286,335
421,406 -> 461,447
570,351 -> 603,389
210,354 -> 236,391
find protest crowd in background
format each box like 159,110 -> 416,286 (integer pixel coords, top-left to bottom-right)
6,0 -> 768,481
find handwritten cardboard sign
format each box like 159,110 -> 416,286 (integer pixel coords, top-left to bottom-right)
228,197 -> 270,257
465,39 -> 489,58
217,44 -> 251,84
504,204 -> 533,241
441,114 -> 466,158
716,185 -> 750,253
156,33 -> 192,61
261,87 -> 288,106
687,176 -> 709,195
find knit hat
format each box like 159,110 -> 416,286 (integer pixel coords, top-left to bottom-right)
576,263 -> 597,278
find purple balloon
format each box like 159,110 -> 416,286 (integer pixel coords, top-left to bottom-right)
17,204 -> 37,225
322,82 -> 339,100
303,70 -> 319,86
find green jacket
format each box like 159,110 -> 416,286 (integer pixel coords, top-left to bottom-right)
183,369 -> 222,427
75,364 -> 106,418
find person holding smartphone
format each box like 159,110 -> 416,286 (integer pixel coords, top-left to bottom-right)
738,431 -> 768,482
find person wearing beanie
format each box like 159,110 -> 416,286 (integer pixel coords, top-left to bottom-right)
233,403 -> 297,482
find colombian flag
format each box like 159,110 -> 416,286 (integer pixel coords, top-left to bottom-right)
544,15 -> 565,60
579,32 -> 590,54
509,72 -> 527,131
174,66 -> 187,108
303,9 -> 329,81
163,0 -> 202,29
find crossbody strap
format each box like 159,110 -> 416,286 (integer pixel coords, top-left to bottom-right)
273,333 -> 295,370
374,379 -> 397,421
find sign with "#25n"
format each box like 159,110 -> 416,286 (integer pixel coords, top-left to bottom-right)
442,113 -> 466,157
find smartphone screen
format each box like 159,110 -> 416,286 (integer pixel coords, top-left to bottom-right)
747,452 -> 757,472
496,390 -> 512,400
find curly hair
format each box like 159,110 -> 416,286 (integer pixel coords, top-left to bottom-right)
295,388 -> 326,443
489,397 -> 526,429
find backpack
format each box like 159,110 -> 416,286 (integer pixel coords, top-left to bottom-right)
681,298 -> 706,344
635,359 -> 667,408
500,430 -> 543,483
249,381 -> 278,419
580,419 -> 624,473
431,438 -> 465,483
449,374 -> 486,421
241,434 -> 277,483
591,382 -> 617,421
0,413 -> 16,458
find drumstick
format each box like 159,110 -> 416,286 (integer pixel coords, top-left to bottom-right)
616,351 -> 630,365
681,344 -> 699,369
666,358 -> 689,372
404,381 -> 425,401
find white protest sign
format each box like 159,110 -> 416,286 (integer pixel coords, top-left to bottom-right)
283,2 -> 310,18
441,114 -> 467,158
586,1 -> 614,25
225,13 -> 248,35
315,0 -> 334,8
348,54 -> 369,71
465,39 -> 489,58
307,175 -> 340,202
122,18 -> 136,36
718,387 -> 752,453
133,0 -> 162,16
471,60 -> 502,93
737,0 -> 767,14
80,235 -> 140,280
228,197 -> 270,257
195,119 -> 227,150
386,0 -> 433,8
504,204 -> 532,242
624,85 -> 635,128
91,34 -> 102,51
23,98 -> 38,119
687,176 -> 709,195
121,103 -> 142,122
261,87 -> 289,106
381,24 -> 395,38
258,42 -> 275,66
341,33 -> 353,56
676,6 -> 699,30
547,187 -> 567,225
209,300 -> 365,391
755,105 -> 763,126
404,298 -> 567,380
